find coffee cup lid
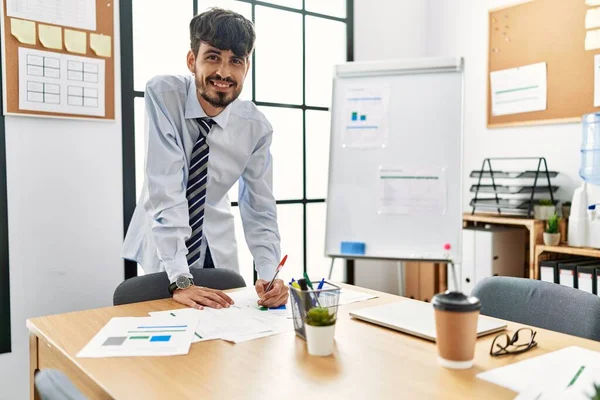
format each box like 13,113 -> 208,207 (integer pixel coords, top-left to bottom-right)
432,291 -> 481,312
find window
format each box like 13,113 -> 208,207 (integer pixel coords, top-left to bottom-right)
121,0 -> 353,285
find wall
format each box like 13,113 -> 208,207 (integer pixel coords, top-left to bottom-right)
427,0 -> 581,210
0,4 -> 124,399
352,0 -> 430,293
352,0 -> 581,293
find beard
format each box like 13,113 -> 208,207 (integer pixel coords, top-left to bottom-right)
196,73 -> 242,109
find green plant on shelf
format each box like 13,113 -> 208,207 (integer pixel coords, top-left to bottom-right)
305,307 -> 336,327
538,199 -> 554,206
546,213 -> 560,234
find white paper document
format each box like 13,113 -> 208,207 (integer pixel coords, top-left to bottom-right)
338,288 -> 378,305
149,288 -> 294,344
490,62 -> 547,116
378,167 -> 447,215
341,85 -> 390,149
478,346 -> 600,398
18,47 -> 105,117
7,0 -> 96,31
76,316 -> 198,358
228,288 -> 292,317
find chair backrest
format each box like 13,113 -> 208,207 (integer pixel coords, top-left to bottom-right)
472,276 -> 600,341
35,369 -> 87,400
113,268 -> 246,306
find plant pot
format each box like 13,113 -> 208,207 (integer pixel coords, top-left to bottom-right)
562,205 -> 571,219
534,205 -> 556,220
305,324 -> 336,356
543,232 -> 561,246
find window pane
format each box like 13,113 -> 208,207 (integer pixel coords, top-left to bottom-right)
305,0 -> 346,18
305,17 -> 346,107
258,106 -> 303,200
133,0 -> 193,91
306,203 -> 344,282
276,204 -> 304,284
233,206 -> 255,286
197,1 -> 253,101
234,204 -> 303,285
306,110 -> 330,199
134,97 -> 146,200
255,7 -> 303,104
260,0 -> 302,9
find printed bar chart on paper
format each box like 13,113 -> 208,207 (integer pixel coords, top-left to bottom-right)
490,62 -> 547,116
76,317 -> 198,358
149,288 -> 295,344
342,85 -> 390,148
379,167 -> 447,215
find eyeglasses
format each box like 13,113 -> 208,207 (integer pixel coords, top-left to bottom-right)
490,328 -> 538,357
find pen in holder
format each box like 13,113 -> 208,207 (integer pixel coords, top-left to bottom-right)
289,280 -> 341,340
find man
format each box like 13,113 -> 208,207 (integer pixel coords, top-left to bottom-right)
122,8 -> 289,309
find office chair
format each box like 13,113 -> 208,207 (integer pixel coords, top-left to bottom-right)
113,268 -> 246,305
472,276 -> 600,341
34,369 -> 87,400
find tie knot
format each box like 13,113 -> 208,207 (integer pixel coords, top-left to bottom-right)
199,117 -> 215,127
197,117 -> 215,137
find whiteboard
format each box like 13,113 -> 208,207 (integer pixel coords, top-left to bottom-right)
325,58 -> 464,263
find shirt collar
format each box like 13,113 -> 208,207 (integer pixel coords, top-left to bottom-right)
184,76 -> 232,129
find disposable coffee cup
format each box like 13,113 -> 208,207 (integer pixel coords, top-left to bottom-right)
432,291 -> 481,369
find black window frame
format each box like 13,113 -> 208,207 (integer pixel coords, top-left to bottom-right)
0,48 -> 10,355
120,0 -> 354,282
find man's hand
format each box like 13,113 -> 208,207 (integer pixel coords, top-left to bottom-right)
172,286 -> 234,310
255,279 -> 289,308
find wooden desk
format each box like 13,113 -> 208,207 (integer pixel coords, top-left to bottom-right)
28,285 -> 600,400
463,213 -> 545,279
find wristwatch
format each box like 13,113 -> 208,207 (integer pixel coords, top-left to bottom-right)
168,275 -> 195,295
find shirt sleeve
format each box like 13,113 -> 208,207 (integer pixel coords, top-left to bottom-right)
238,126 -> 281,281
143,82 -> 192,283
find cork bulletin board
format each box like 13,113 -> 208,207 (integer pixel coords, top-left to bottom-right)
1,0 -> 114,120
488,0 -> 598,128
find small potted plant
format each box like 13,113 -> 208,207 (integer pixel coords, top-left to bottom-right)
534,199 -> 557,220
305,307 -> 336,356
543,213 -> 561,246
562,201 -> 572,219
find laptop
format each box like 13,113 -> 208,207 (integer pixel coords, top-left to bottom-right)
349,300 -> 506,342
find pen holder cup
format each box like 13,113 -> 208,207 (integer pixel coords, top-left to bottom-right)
289,281 -> 341,340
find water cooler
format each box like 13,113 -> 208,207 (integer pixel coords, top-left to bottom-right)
569,113 -> 600,248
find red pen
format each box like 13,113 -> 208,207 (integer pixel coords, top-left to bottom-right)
264,255 -> 288,293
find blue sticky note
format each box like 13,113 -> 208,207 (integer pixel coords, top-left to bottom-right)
341,241 -> 366,255
269,305 -> 286,310
150,335 -> 171,342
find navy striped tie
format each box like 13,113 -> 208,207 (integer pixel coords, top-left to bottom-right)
186,117 -> 215,267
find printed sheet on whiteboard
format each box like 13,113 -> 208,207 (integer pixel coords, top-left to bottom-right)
378,167 -> 447,215
341,84 -> 390,149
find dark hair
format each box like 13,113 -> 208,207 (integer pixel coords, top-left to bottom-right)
190,8 -> 255,58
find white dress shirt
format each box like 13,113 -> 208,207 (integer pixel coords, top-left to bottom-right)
121,74 -> 281,283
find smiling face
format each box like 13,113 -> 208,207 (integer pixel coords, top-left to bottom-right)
187,42 -> 250,116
